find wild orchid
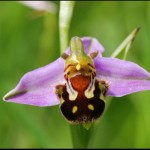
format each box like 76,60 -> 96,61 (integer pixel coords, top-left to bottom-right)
3,36 -> 150,126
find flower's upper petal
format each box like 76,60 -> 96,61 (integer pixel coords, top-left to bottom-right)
3,37 -> 104,107
95,57 -> 150,97
66,37 -> 104,57
3,58 -> 64,106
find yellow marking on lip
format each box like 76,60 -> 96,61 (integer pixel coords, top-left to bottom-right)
100,93 -> 105,101
76,64 -> 81,71
60,97 -> 65,104
88,104 -> 94,111
84,77 -> 95,99
72,106 -> 78,113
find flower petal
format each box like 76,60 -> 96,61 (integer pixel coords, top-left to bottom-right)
3,37 -> 104,106
18,1 -> 57,13
3,58 -> 64,106
95,57 -> 150,97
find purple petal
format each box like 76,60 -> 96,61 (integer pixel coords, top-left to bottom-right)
3,37 -> 104,106
3,58 -> 64,106
95,57 -> 150,97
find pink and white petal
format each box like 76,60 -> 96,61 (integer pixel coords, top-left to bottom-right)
3,58 -> 65,106
95,57 -> 150,97
81,37 -> 104,55
18,1 -> 57,13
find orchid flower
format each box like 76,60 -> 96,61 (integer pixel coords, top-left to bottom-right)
3,36 -> 150,125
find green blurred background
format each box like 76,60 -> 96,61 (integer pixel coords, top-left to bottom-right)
1,1 -> 150,148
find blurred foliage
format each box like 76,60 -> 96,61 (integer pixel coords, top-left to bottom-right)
1,1 -> 150,148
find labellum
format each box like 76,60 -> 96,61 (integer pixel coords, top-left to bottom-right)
55,37 -> 108,124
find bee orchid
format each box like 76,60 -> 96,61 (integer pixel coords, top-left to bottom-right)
3,36 -> 150,124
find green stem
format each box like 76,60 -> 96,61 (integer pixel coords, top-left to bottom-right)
59,1 -> 91,148
70,124 -> 93,148
59,1 -> 75,54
